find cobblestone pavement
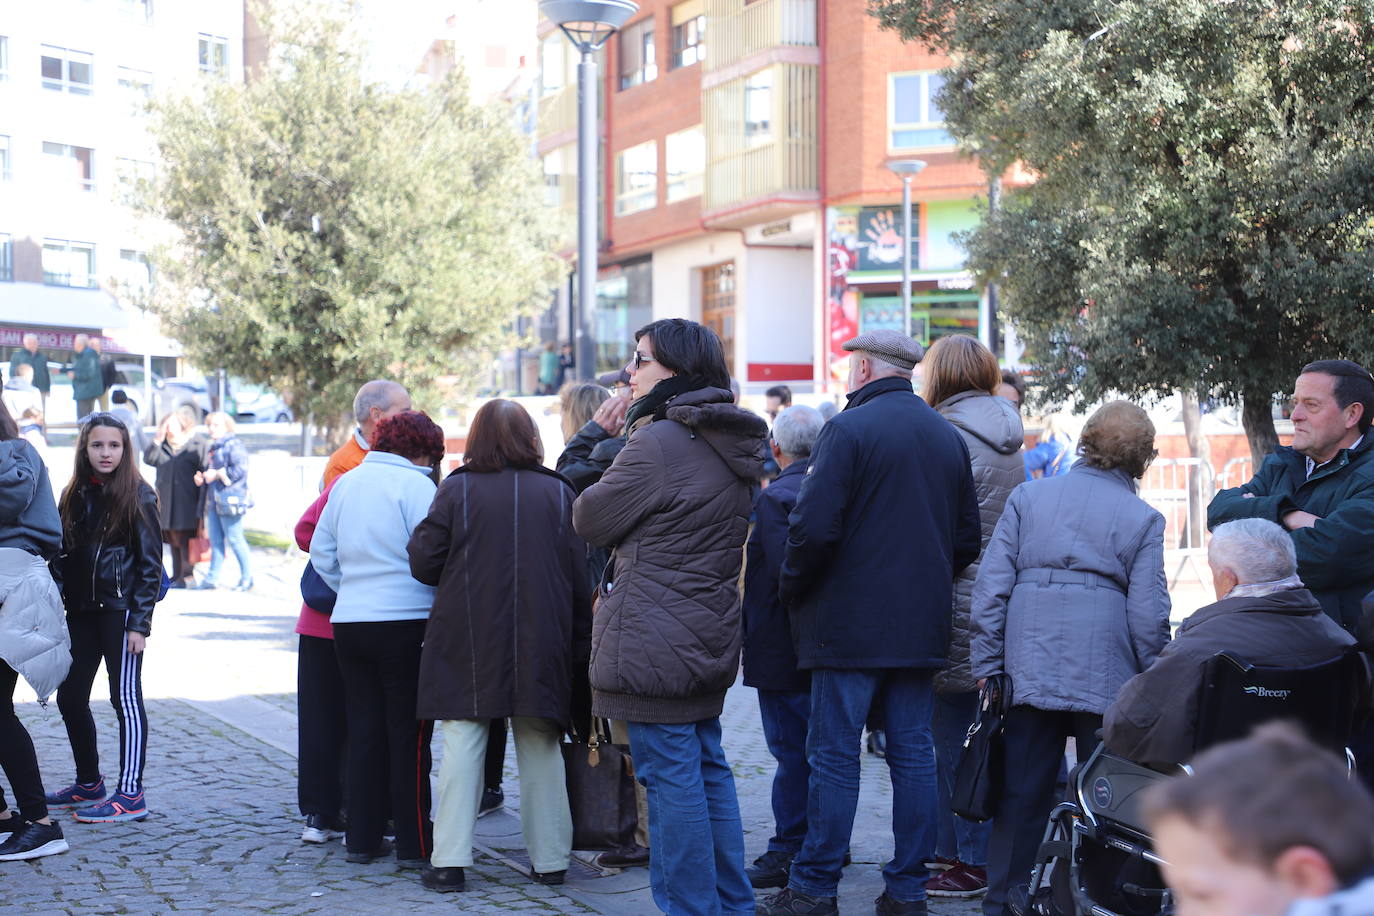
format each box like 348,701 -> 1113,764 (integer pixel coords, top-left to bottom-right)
3,544 -> 986,915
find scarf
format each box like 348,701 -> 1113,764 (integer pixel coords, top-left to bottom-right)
624,374 -> 713,430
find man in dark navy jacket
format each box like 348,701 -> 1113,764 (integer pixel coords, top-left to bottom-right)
761,330 -> 981,916
742,404 -> 827,890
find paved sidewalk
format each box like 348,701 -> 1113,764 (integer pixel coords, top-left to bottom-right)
1,549 -> 983,915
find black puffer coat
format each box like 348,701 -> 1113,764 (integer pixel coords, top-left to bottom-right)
573,387 -> 768,724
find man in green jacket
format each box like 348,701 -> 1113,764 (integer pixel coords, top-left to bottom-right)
1207,359 -> 1374,632
67,334 -> 103,420
9,334 -> 51,404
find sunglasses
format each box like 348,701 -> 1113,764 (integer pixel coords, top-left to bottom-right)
629,352 -> 657,371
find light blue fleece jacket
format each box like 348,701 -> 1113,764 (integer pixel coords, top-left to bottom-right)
310,450 -> 436,624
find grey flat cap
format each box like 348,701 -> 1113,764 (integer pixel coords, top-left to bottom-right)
842,329 -> 925,370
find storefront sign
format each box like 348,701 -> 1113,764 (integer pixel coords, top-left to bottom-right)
855,207 -> 919,273
0,327 -> 123,352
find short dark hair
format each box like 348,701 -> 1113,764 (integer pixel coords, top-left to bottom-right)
1143,723 -> 1374,886
765,385 -> 793,405
371,410 -> 445,466
1000,369 -> 1026,402
112,390 -> 129,405
463,399 -> 542,473
634,319 -> 730,391
1301,359 -> 1374,435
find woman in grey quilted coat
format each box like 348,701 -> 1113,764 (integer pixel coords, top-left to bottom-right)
970,400 -> 1170,916
0,398 -> 70,860
920,335 -> 1025,896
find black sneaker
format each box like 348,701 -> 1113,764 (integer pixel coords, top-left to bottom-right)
421,865 -> 465,892
0,811 -> 22,837
0,820 -> 69,861
875,891 -> 928,915
531,869 -> 566,885
345,838 -> 394,864
478,787 -> 503,817
595,845 -> 650,868
747,849 -> 795,888
301,814 -> 345,844
758,888 -> 839,916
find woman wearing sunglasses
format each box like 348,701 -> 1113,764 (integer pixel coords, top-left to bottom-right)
574,318 -> 769,915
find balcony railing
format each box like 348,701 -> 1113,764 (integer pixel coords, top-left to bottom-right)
703,63 -> 817,211
537,84 -> 579,138
704,0 -> 817,73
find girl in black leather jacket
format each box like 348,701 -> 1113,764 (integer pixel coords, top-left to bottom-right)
47,413 -> 162,824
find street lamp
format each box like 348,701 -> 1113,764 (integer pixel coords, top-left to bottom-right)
886,159 -> 927,339
541,0 -> 639,381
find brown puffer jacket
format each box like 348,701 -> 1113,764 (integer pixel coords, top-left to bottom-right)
934,390 -> 1025,694
573,386 -> 768,724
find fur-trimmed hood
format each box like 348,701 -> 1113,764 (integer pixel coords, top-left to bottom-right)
665,387 -> 769,480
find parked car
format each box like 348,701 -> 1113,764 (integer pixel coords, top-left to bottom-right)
41,362 -> 210,427
233,383 -> 293,423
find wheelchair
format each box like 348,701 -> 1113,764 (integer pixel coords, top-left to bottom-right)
1010,649 -> 1370,916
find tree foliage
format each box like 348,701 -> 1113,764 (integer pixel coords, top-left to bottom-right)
141,3 -> 561,428
872,0 -> 1374,459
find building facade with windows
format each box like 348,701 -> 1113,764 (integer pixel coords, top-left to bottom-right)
536,0 -> 1028,392
0,1 -> 245,398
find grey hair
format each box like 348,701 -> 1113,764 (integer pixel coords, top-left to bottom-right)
817,401 -> 839,421
858,350 -> 912,377
1209,519 -> 1297,585
353,379 -> 408,424
771,405 -> 825,459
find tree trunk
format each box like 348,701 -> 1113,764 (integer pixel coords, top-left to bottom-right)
1180,390 -> 1213,549
1242,386 -> 1281,466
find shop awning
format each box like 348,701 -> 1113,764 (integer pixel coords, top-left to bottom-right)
0,281 -> 129,330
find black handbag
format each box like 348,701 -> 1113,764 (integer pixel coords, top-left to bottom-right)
299,561 -> 338,615
561,718 -> 638,851
951,673 -> 1012,822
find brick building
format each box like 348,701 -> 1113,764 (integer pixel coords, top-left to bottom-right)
536,0 -> 1028,393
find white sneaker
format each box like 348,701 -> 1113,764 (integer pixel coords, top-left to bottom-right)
301,815 -> 344,844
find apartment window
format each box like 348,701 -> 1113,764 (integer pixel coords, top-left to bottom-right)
744,70 -> 772,146
889,71 -> 953,150
670,1 -> 705,69
615,141 -> 657,215
198,34 -> 229,78
117,66 -> 153,100
618,18 -> 656,90
0,234 -> 12,282
41,46 -> 94,95
119,249 -> 153,293
42,142 -> 96,192
0,36 -> 9,82
701,262 -> 736,375
542,145 -> 576,210
120,0 -> 154,24
0,135 -> 9,181
666,127 -> 704,202
43,239 -> 97,288
540,34 -> 567,96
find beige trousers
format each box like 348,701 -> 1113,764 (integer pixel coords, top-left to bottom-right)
431,717 -> 572,873
609,719 -> 651,849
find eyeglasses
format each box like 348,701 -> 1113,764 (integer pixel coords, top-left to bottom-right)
629,352 -> 656,371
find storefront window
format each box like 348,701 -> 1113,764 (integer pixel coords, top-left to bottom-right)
594,258 -> 652,374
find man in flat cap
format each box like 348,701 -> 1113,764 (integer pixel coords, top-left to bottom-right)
761,330 -> 981,916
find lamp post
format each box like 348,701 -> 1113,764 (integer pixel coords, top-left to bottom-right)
540,0 -> 639,381
886,159 -> 927,339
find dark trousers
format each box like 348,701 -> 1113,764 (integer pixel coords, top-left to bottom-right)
77,397 -> 98,420
166,529 -> 197,583
56,612 -> 147,796
485,718 -> 506,791
0,662 -> 48,821
333,620 -> 433,861
297,634 -> 348,818
983,706 -> 1102,916
757,688 -> 812,856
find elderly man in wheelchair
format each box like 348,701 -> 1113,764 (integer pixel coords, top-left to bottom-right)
1011,519 -> 1368,916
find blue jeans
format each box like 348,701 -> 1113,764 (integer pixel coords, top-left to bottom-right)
207,510 -> 253,586
790,668 -> 937,902
757,689 -> 811,856
627,719 -> 755,915
933,690 -> 991,866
